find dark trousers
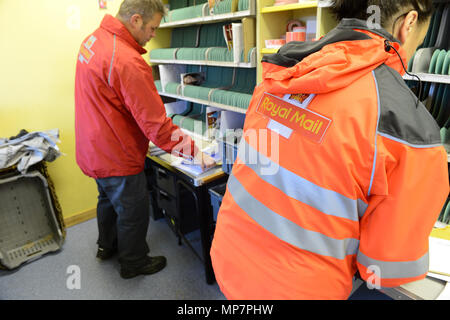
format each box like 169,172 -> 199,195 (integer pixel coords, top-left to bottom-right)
95,171 -> 150,267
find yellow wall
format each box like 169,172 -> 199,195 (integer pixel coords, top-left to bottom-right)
0,0 -> 163,220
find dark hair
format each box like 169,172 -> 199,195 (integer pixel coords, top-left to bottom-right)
331,0 -> 434,26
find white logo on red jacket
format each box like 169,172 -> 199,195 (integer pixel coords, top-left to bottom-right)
78,35 -> 97,64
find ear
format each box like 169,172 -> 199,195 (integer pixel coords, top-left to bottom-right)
397,10 -> 419,43
129,13 -> 143,30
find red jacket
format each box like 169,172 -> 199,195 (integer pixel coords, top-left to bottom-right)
75,15 -> 196,178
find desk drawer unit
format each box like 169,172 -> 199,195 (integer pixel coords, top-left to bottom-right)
144,159 -> 164,221
155,187 -> 198,235
154,166 -> 177,197
155,188 -> 177,217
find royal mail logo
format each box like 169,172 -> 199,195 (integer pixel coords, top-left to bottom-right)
78,35 -> 97,64
256,93 -> 331,143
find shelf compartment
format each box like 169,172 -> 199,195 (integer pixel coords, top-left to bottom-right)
159,0 -> 256,29
150,47 -> 257,68
150,59 -> 255,68
261,1 -> 318,13
158,91 -> 248,114
160,10 -> 255,28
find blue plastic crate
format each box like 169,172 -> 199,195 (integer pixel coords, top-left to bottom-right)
208,183 -> 227,222
218,130 -> 242,175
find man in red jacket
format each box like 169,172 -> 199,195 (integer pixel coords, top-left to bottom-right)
74,0 -> 215,279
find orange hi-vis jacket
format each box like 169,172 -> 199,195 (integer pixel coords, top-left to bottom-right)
210,19 -> 449,300
75,15 -> 197,179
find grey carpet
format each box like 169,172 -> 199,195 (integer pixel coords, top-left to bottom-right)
0,217 -> 226,300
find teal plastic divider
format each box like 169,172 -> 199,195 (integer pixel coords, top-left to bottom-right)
181,26 -> 201,47
208,67 -> 255,109
150,48 -> 179,60
207,47 -> 234,61
172,101 -> 207,134
199,22 -> 228,47
213,0 -> 232,14
169,0 -> 190,10
165,82 -> 181,94
151,26 -> 200,59
155,80 -> 162,92
183,66 -> 232,100
176,22 -> 229,60
238,0 -> 250,11
169,4 -> 205,22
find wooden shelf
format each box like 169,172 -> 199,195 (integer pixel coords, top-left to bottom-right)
158,91 -> 248,114
261,1 -> 318,13
403,73 -> 450,84
261,48 -> 279,54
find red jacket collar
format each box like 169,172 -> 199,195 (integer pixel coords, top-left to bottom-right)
100,14 -> 147,55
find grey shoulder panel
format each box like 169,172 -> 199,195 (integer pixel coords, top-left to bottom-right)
373,65 -> 441,146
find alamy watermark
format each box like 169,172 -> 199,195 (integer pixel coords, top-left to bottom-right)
66,4 -> 81,30
66,265 -> 81,290
366,265 -> 382,290
367,5 -> 382,30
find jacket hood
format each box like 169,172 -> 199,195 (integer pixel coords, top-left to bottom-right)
261,19 -> 407,94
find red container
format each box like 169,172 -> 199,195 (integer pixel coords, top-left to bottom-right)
286,31 -> 306,43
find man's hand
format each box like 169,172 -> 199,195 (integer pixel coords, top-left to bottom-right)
194,152 -> 216,171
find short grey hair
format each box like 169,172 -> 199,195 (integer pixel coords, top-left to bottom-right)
117,0 -> 166,23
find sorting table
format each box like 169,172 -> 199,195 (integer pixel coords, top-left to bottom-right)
146,153 -> 227,284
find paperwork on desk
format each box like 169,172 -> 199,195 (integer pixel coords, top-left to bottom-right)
428,224 -> 450,283
173,159 -> 217,176
149,142 -> 222,177
148,143 -> 166,156
171,144 -> 222,177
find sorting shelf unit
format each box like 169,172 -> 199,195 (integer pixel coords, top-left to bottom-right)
256,0 -> 337,82
155,64 -> 255,119
151,1 -> 257,69
150,0 -> 258,135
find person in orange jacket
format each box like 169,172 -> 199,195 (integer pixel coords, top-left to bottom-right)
211,0 -> 449,299
74,0 -> 215,279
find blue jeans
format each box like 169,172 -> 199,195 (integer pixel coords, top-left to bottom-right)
95,171 -> 150,267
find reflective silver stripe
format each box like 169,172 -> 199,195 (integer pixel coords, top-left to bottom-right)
108,34 -> 116,86
369,71 -> 380,196
228,174 -> 360,259
237,140 -> 368,221
357,251 -> 429,279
